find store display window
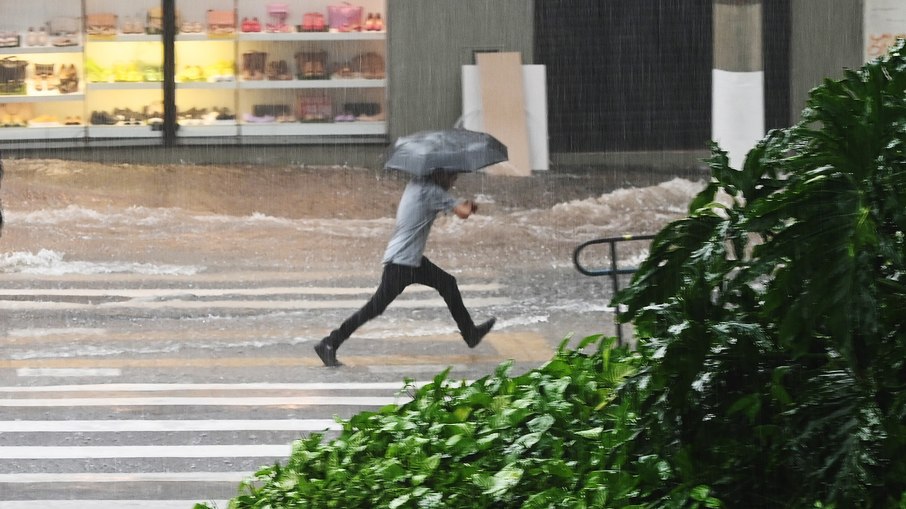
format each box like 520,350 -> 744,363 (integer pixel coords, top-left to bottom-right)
0,0 -> 387,146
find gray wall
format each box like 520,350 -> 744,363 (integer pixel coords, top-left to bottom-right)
386,0 -> 534,139
789,0 -> 864,123
386,0 -> 870,158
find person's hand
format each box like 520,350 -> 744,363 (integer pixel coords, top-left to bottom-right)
453,200 -> 473,219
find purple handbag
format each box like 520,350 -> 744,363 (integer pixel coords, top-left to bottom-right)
327,2 -> 363,31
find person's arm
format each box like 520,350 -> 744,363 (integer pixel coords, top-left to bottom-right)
453,199 -> 477,219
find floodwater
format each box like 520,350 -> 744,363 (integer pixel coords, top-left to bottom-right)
0,159 -> 706,366
0,158 -> 707,506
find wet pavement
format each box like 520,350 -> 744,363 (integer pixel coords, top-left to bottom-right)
0,159 -> 706,507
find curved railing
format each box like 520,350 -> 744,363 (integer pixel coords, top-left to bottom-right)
572,234 -> 655,345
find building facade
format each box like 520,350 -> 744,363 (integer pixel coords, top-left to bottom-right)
0,0 -> 867,169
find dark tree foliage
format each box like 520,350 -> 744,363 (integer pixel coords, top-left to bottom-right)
613,40 -> 906,508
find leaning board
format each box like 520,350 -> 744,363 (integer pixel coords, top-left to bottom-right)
476,52 -> 532,176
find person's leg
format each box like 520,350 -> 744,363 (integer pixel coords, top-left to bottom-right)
326,263 -> 413,348
413,257 -> 494,347
316,263 -> 414,367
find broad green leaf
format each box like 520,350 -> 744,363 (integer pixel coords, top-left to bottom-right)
484,464 -> 524,498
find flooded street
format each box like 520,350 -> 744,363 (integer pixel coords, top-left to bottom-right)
0,158 -> 705,506
1,159 -> 705,374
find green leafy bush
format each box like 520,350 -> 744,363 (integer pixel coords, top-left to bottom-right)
612,41 -> 906,507
203,336 -> 648,508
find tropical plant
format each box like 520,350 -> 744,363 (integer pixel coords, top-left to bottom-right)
612,40 -> 906,507
201,336 -> 652,509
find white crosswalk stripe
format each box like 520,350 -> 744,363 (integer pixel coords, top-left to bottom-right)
0,382 -> 418,508
0,283 -> 510,311
1,279 -> 511,508
0,501 -> 231,509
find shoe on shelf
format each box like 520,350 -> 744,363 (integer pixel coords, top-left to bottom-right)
90,110 -> 117,125
314,339 -> 341,367
464,317 -> 496,348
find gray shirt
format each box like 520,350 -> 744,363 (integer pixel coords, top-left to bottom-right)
382,178 -> 457,266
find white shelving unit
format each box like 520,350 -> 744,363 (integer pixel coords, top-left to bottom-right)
0,0 -> 387,146
237,78 -> 385,91
0,1 -> 84,136
0,44 -> 83,56
0,92 -> 85,102
240,121 -> 385,136
169,0 -> 389,138
237,31 -> 385,42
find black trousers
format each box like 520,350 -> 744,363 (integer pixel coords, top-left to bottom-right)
327,257 -> 475,347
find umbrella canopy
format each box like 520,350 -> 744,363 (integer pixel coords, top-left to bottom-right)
383,129 -> 508,177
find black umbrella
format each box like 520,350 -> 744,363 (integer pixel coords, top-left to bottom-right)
383,128 -> 508,177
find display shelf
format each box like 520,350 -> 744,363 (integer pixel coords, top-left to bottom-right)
87,125 -> 163,138
176,81 -> 237,89
236,31 -> 385,42
176,34 -> 237,42
1,0 -> 388,147
240,121 -> 385,136
238,78 -> 385,89
86,34 -> 161,43
0,45 -> 83,55
86,82 -> 162,90
0,126 -> 85,139
177,124 -> 240,137
0,92 -> 85,103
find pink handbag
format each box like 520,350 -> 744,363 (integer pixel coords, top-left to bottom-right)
206,9 -> 236,32
327,2 -> 363,31
267,3 -> 289,15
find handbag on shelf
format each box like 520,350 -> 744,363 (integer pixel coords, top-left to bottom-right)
0,102 -> 33,126
297,94 -> 331,122
207,10 -> 236,34
267,3 -> 289,15
343,102 -> 381,117
146,8 -> 164,34
300,12 -> 326,32
0,32 -> 19,48
241,51 -> 267,80
86,13 -> 117,35
0,56 -> 28,94
49,16 -> 80,36
327,2 -> 363,31
295,51 -> 327,79
252,104 -> 293,122
351,52 -> 385,79
266,2 -> 291,32
34,63 -> 55,77
58,64 -> 79,94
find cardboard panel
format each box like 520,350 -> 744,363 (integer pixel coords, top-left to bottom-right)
476,52 -> 532,176
461,65 -> 549,171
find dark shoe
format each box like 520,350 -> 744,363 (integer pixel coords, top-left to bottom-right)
314,339 -> 341,367
464,317 -> 496,348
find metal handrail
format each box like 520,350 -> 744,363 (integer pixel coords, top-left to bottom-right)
572,234 -> 655,345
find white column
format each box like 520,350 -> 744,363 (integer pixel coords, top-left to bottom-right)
712,0 -> 764,169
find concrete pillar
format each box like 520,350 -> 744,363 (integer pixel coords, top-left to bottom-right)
712,0 -> 765,168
